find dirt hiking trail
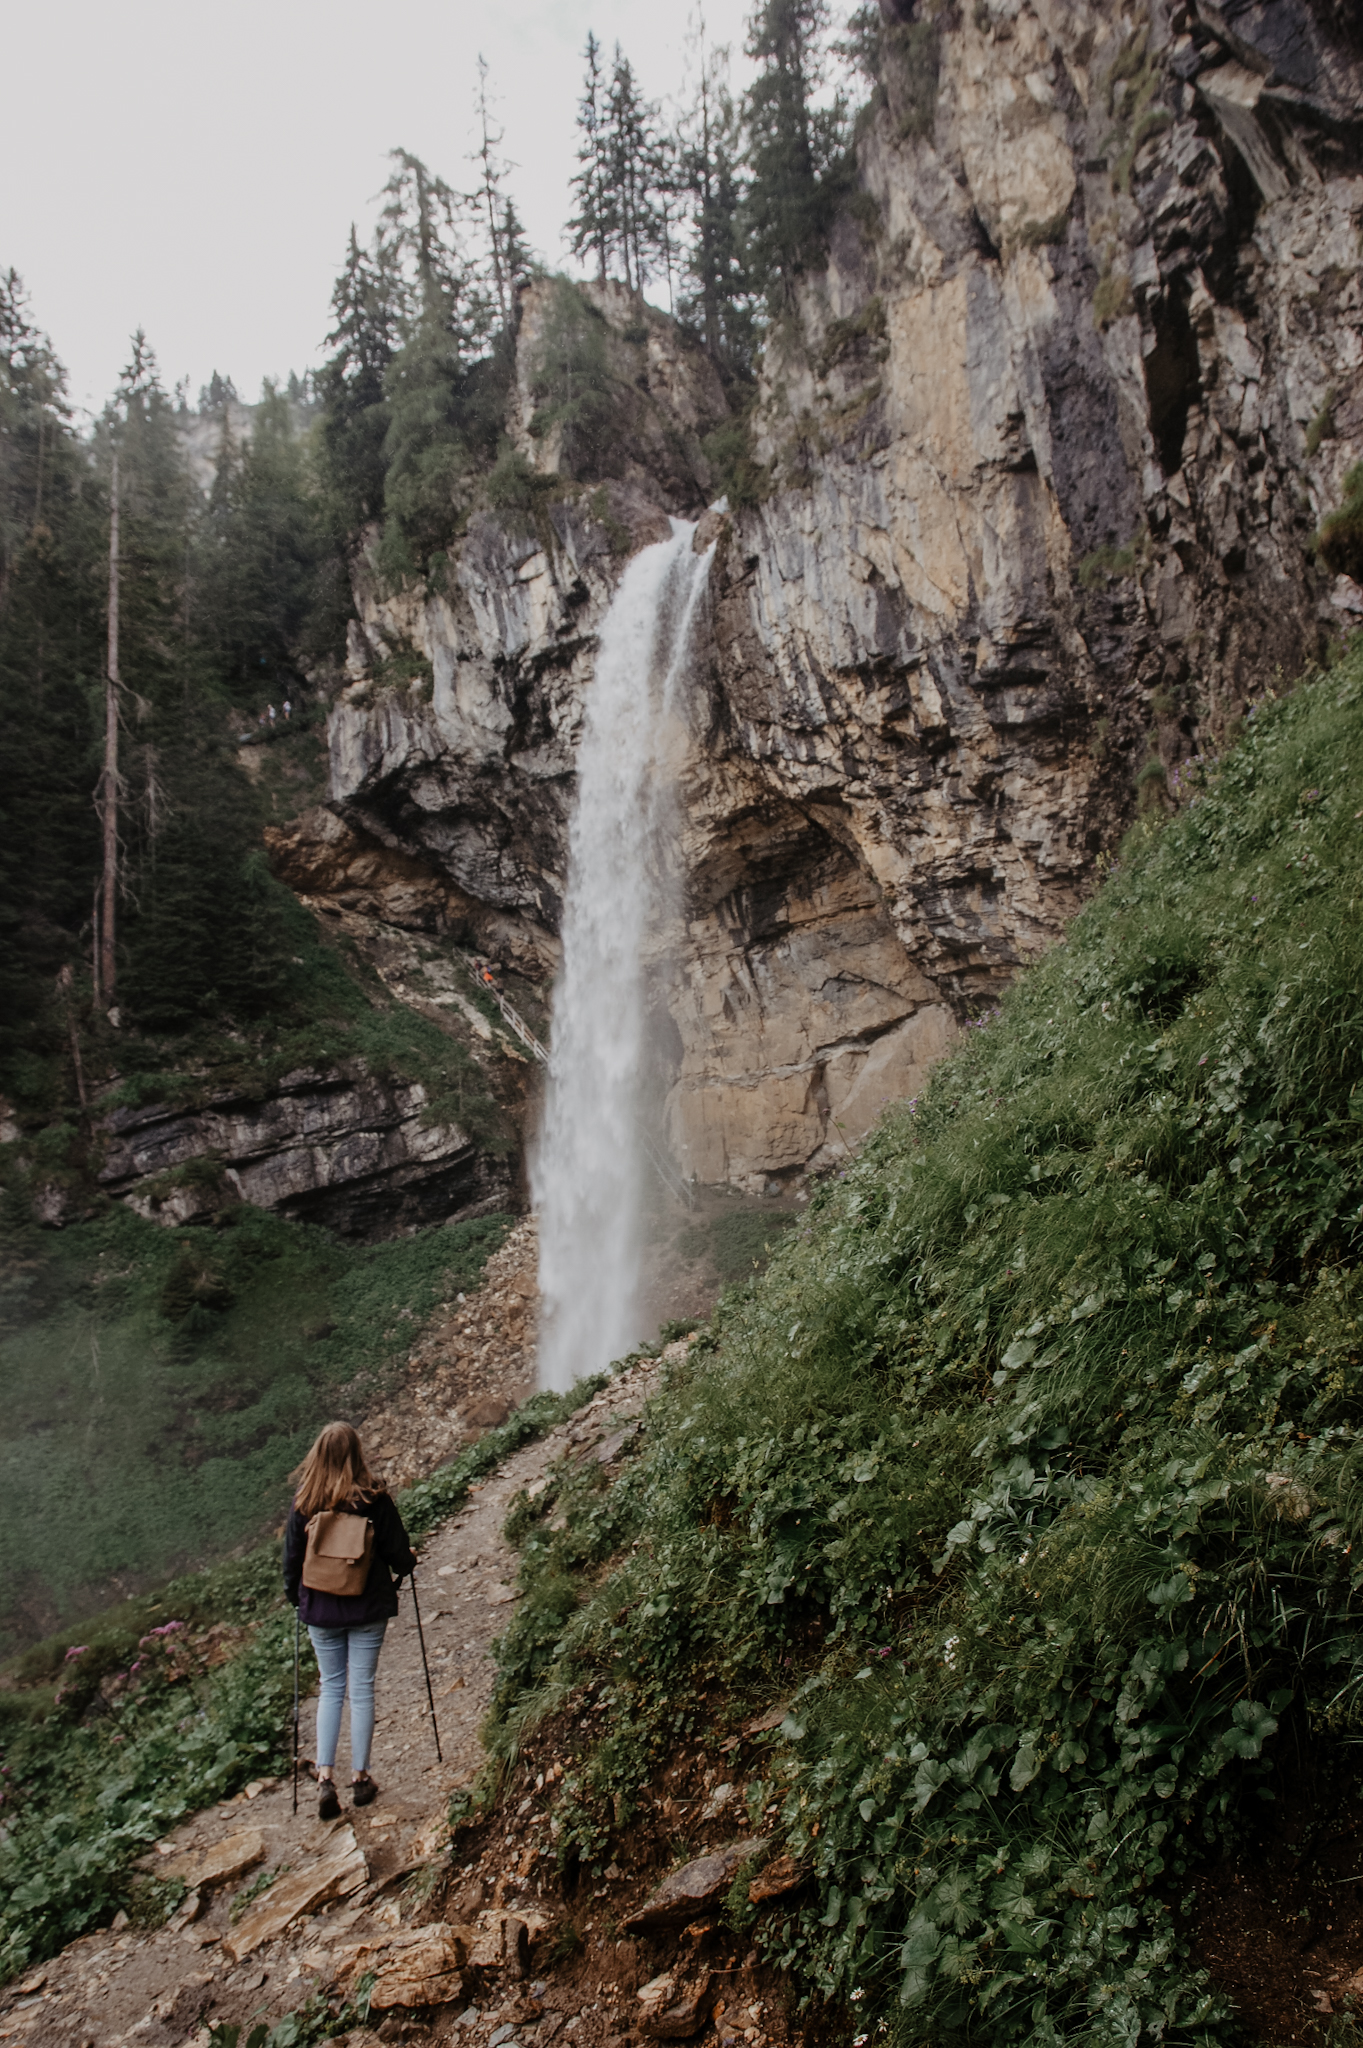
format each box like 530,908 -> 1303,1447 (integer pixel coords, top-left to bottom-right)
0,1361 -> 678,2048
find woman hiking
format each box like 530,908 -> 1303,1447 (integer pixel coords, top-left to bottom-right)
283,1422 -> 416,1819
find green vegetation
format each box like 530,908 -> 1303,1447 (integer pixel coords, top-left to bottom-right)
744,0 -> 854,314
1012,207 -> 1071,251
1078,527 -> 1149,589
677,1205 -> 797,1286
567,35 -> 673,299
845,10 -> 941,145
525,281 -> 618,477
1319,461 -> 1363,586
0,1195 -> 512,1657
701,416 -> 770,511
490,648 -> 1363,2045
1103,22 -> 1172,193
1092,261 -> 1136,330
815,296 -> 887,380
206,1975 -> 378,2048
0,292 -> 344,1097
0,1374 -> 602,1981
1306,387 -> 1337,460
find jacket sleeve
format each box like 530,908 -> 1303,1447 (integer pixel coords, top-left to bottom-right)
373,1493 -> 417,1580
283,1507 -> 308,1607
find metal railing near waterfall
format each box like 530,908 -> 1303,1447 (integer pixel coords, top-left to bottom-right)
460,953 -> 693,1208
459,953 -> 549,1064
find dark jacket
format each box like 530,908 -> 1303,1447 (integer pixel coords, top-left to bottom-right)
283,1490 -> 417,1629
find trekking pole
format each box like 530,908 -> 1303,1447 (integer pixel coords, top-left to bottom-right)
408,1572 -> 443,1763
292,1606 -> 301,1816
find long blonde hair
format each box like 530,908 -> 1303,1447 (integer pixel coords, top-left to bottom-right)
295,1422 -> 377,1517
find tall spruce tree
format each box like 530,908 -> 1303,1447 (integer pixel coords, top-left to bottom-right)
316,226 -> 402,535
567,37 -> 673,295
568,34 -> 616,284
199,382 -> 323,699
676,35 -> 757,377
376,149 -> 502,577
743,0 -> 849,309
0,275 -> 103,1091
606,48 -> 673,295
473,55 -> 516,325
89,339 -> 294,1031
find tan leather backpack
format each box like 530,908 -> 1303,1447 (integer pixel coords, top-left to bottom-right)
302,1510 -> 374,1596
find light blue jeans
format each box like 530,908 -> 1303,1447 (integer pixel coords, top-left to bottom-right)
307,1621 -> 387,1774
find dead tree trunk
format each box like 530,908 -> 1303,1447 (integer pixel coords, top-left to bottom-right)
98,454 -> 119,1011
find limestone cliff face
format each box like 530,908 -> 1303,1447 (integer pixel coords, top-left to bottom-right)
325,0 -> 1363,1193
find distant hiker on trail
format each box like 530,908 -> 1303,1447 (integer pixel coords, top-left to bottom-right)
283,1421 -> 416,1820
283,697 -> 292,719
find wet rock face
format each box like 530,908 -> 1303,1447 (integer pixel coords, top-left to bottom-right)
327,0 -> 1363,1191
98,1068 -> 513,1240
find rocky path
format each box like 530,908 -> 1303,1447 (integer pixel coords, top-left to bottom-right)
0,1363 -> 660,2048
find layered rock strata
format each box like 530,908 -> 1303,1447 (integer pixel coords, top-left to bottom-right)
97,1067 -> 512,1240
325,0 -> 1363,1191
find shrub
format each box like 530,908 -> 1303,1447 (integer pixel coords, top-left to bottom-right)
526,282 -> 617,479
1318,461 -> 1363,584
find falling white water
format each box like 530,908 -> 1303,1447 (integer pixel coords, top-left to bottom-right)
533,520 -> 713,1392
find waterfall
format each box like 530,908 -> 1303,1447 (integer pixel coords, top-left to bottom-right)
533,520 -> 712,1393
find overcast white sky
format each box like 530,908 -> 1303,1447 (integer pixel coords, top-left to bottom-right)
1,0 -> 757,418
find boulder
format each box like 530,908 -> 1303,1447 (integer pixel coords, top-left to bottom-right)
467,1909 -> 531,1976
348,1924 -> 471,2010
593,1422 -> 642,1466
622,1840 -> 772,1932
222,1827 -> 368,1958
747,1855 -> 806,1904
465,1396 -> 512,1429
637,1972 -> 717,2040
163,1827 -> 265,1892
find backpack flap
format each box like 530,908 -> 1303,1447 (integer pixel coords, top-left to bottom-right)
302,1510 -> 375,1596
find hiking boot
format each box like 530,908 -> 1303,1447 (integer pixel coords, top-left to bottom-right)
317,1778 -> 341,1821
352,1773 -> 378,1808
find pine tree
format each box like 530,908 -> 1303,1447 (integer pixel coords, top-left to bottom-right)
743,0 -> 850,310
199,382 -> 323,698
473,56 -> 516,325
0,276 -> 103,1091
316,225 -> 402,533
608,50 -> 653,294
378,148 -> 490,337
498,198 -> 534,292
375,149 -> 505,576
676,35 -> 757,377
567,38 -> 675,296
567,34 -> 616,285
120,755 -> 293,1029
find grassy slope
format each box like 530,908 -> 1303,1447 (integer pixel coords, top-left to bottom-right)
0,1201 -> 512,1657
489,648 -> 1363,2046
